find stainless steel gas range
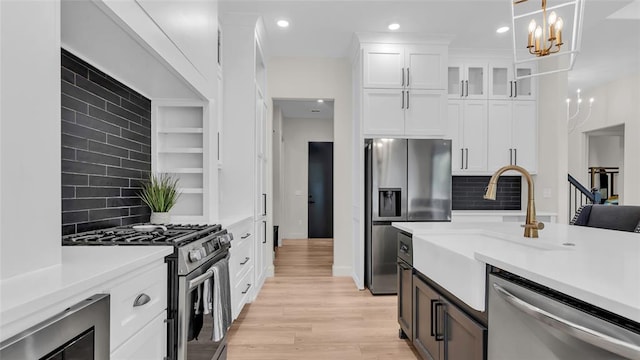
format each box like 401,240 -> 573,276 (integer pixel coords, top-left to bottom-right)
63,224 -> 233,360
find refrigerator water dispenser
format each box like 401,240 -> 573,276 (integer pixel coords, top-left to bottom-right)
378,188 -> 402,217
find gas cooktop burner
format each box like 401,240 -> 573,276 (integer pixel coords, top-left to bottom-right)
62,223 -> 222,246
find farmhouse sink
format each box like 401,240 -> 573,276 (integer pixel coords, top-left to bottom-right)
412,230 -> 572,311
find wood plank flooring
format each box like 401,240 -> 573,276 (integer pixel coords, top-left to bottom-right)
227,239 -> 419,360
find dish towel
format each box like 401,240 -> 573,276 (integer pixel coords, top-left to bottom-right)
210,255 -> 232,342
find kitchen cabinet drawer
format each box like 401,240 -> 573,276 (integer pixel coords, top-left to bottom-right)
231,265 -> 254,319
228,217 -> 253,243
111,311 -> 167,359
108,261 -> 167,351
230,233 -> 254,282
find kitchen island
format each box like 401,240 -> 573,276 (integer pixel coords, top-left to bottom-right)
393,221 -> 640,360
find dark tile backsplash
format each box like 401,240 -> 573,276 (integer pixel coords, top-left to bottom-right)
452,176 -> 521,210
61,49 -> 151,235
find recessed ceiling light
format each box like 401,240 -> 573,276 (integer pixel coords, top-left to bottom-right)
388,23 -> 400,31
277,20 -> 290,28
496,26 -> 510,34
317,99 -> 324,103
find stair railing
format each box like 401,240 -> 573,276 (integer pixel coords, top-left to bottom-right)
568,174 -> 596,223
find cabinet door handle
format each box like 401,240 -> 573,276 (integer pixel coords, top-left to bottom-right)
460,80 -> 464,97
434,301 -> 445,341
514,149 -> 517,165
262,221 -> 267,244
465,80 -> 469,97
401,90 -> 405,109
241,233 -> 251,239
406,67 -> 410,87
133,293 -> 151,307
465,148 -> 469,169
460,148 -> 464,169
510,148 -> 513,165
509,81 -> 513,97
514,81 -> 518,97
262,193 -> 267,216
240,257 -> 250,265
241,283 -> 252,294
430,299 -> 438,336
402,67 -> 405,87
406,91 -> 409,109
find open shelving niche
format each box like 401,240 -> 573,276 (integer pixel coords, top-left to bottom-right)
152,100 -> 210,223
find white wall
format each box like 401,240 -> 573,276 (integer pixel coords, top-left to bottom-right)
569,74 -> 640,205
1,0 -> 62,280
272,106 -> 283,240
268,57 -> 353,277
588,135 -> 623,168
281,117 -> 334,239
534,60 -> 569,223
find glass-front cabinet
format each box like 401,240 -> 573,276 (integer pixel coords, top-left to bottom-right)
448,61 -> 487,100
489,62 -> 536,100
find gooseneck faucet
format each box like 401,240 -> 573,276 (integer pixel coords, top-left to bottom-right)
484,165 -> 544,238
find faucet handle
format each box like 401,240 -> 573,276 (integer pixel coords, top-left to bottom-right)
521,221 -> 545,230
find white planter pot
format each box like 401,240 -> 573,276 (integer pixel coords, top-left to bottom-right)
150,212 -> 170,224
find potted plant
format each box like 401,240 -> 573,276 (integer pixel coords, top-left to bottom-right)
139,173 -> 181,224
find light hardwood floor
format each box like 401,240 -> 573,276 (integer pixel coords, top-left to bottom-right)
227,239 -> 419,360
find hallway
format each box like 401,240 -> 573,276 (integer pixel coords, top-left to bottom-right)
227,239 -> 419,359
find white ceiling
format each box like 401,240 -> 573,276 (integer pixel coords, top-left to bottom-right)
220,0 -> 640,93
274,99 -> 335,119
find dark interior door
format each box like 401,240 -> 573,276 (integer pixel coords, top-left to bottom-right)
308,142 -> 333,238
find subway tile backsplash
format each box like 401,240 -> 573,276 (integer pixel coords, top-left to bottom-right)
452,176 -> 521,210
61,49 -> 151,235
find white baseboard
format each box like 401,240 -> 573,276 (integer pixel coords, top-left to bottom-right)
351,271 -> 365,290
332,265 -> 352,277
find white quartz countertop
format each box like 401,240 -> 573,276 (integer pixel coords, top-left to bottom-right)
451,210 -> 557,216
393,222 -> 640,323
0,246 -> 173,341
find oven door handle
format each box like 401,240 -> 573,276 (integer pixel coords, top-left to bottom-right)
189,269 -> 214,291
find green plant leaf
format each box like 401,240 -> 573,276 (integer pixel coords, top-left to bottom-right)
138,173 -> 181,212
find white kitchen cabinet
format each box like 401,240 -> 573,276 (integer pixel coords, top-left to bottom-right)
253,219 -> 267,298
228,217 -> 255,320
110,312 -> 166,360
488,61 -> 536,100
361,43 -> 448,137
448,60 -> 487,99
487,100 -> 537,173
362,44 -> 447,90
363,89 -> 447,137
448,100 -> 488,174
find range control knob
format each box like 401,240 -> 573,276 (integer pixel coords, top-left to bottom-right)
188,249 -> 203,263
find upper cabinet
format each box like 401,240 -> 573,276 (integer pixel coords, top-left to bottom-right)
363,44 -> 447,90
448,60 -> 487,100
488,61 -> 536,100
360,42 -> 448,137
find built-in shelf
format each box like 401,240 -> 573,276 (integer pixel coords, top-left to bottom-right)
158,128 -> 204,134
158,148 -> 204,154
161,168 -> 204,174
180,188 -> 204,194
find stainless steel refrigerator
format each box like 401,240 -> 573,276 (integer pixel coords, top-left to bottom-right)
365,138 -> 452,295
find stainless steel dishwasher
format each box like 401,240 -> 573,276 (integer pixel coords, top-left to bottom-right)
488,272 -> 640,360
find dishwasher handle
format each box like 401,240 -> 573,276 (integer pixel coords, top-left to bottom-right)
492,283 -> 640,359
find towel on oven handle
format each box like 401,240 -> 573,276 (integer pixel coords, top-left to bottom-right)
209,254 -> 232,342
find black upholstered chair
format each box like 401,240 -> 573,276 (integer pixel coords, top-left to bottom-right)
570,205 -> 640,233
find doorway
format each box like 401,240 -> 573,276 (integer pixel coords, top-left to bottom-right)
308,142 -> 333,238
586,124 -> 625,204
272,99 -> 334,246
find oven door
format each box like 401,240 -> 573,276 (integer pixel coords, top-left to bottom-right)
177,254 -> 229,360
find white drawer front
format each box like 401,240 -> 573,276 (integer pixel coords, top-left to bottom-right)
231,265 -> 254,320
111,311 -> 166,359
109,261 -> 167,351
227,218 -> 253,243
230,234 -> 254,282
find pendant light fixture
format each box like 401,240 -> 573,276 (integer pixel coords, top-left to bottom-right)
511,0 -> 585,79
